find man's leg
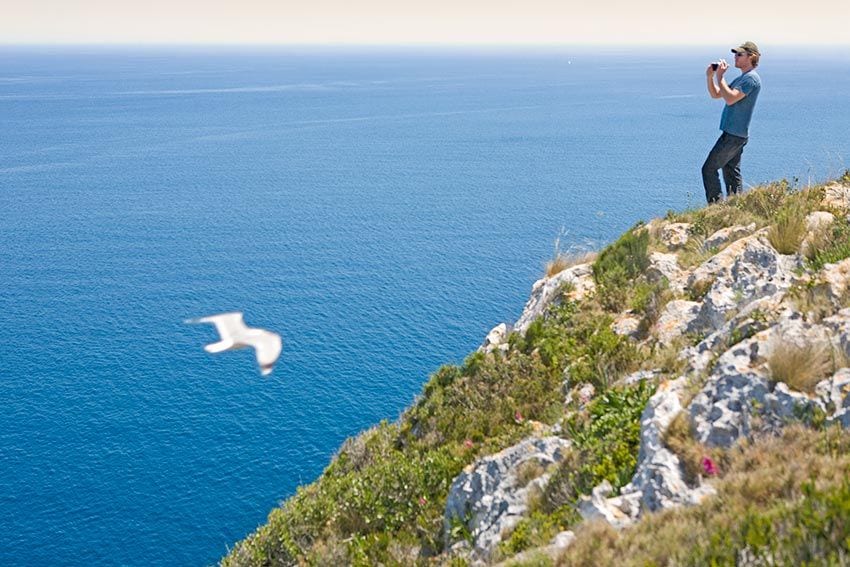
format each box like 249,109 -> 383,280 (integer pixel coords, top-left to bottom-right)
702,133 -> 746,203
722,137 -> 748,196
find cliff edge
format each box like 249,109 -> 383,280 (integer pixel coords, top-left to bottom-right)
223,174 -> 850,566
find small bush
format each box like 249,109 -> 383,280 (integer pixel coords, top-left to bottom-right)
593,226 -> 650,310
787,280 -> 837,322
544,381 -> 655,509
677,233 -> 720,268
516,459 -> 546,488
633,279 -> 674,337
523,301 -> 640,392
498,506 -> 579,561
686,202 -> 761,239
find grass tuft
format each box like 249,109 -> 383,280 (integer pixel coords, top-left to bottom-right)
767,338 -> 834,393
767,205 -> 808,255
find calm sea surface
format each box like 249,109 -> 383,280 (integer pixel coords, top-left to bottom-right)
1,46 -> 849,565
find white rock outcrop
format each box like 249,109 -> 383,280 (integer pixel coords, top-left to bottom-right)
443,436 -> 571,561
513,264 -> 595,336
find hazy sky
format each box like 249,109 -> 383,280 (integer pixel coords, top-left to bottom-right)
3,0 -> 849,45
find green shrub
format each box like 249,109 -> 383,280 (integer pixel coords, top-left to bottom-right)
498,506 -> 579,561
522,301 -> 640,391
403,350 -> 564,451
224,426 -> 466,565
593,226 -> 650,310
684,202 -> 761,238
543,381 -> 655,509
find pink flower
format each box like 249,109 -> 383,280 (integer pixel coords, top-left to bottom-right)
701,456 -> 718,476
464,439 -> 474,449
418,496 -> 428,506
514,411 -> 524,424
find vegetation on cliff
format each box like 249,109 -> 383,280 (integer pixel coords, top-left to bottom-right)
224,172 -> 850,566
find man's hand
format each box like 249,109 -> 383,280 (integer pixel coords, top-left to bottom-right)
716,59 -> 729,79
706,63 -> 715,77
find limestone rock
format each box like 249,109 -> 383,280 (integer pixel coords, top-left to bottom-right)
704,223 -> 757,250
681,293 -> 786,375
480,323 -> 510,354
612,314 -> 641,338
578,480 -> 642,529
688,233 -> 802,335
689,316 -> 831,447
617,378 -> 716,514
801,212 -> 836,258
817,368 -> 850,413
661,223 -> 691,249
514,264 -> 595,335
820,259 -> 850,307
647,252 -> 683,291
443,436 -> 571,561
823,181 -> 850,210
654,299 -> 700,343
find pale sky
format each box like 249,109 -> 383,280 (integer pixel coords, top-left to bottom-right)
2,0 -> 849,45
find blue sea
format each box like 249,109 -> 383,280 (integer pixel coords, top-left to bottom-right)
1,45 -> 849,565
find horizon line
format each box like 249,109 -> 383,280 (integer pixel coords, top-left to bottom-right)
2,41 -> 850,48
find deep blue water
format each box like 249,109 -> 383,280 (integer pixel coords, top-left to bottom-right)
1,46 -> 848,566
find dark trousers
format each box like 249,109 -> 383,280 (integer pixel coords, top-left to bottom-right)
702,132 -> 748,203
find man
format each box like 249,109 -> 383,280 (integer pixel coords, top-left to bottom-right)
702,41 -> 762,203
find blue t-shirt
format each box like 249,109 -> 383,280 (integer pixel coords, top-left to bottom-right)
720,70 -> 761,138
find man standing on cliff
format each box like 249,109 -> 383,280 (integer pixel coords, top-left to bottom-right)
702,41 -> 762,203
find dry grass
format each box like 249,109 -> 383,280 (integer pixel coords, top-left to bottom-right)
642,338 -> 689,376
545,251 -> 597,278
556,425 -> 850,567
516,459 -> 546,488
767,206 -> 808,255
767,338 -> 834,393
687,277 -> 715,302
677,233 -> 718,269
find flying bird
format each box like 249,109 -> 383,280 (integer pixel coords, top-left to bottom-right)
186,312 -> 282,376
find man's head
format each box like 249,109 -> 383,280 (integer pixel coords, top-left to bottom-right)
732,41 -> 760,69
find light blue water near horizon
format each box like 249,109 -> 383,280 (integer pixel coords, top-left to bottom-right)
1,45 -> 849,565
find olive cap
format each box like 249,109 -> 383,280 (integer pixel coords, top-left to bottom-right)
731,41 -> 760,56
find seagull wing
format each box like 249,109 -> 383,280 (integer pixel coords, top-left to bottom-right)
246,330 -> 283,376
197,312 -> 247,342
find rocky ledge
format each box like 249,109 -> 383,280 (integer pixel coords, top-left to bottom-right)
443,179 -> 850,563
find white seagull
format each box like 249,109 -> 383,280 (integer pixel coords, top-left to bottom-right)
186,312 -> 282,376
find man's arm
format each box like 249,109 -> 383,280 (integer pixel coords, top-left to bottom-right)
706,64 -> 721,99
715,61 -> 747,106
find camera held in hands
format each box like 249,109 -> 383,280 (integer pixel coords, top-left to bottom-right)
711,62 -> 719,71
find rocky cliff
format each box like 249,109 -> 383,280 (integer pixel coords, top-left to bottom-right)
223,175 -> 850,566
